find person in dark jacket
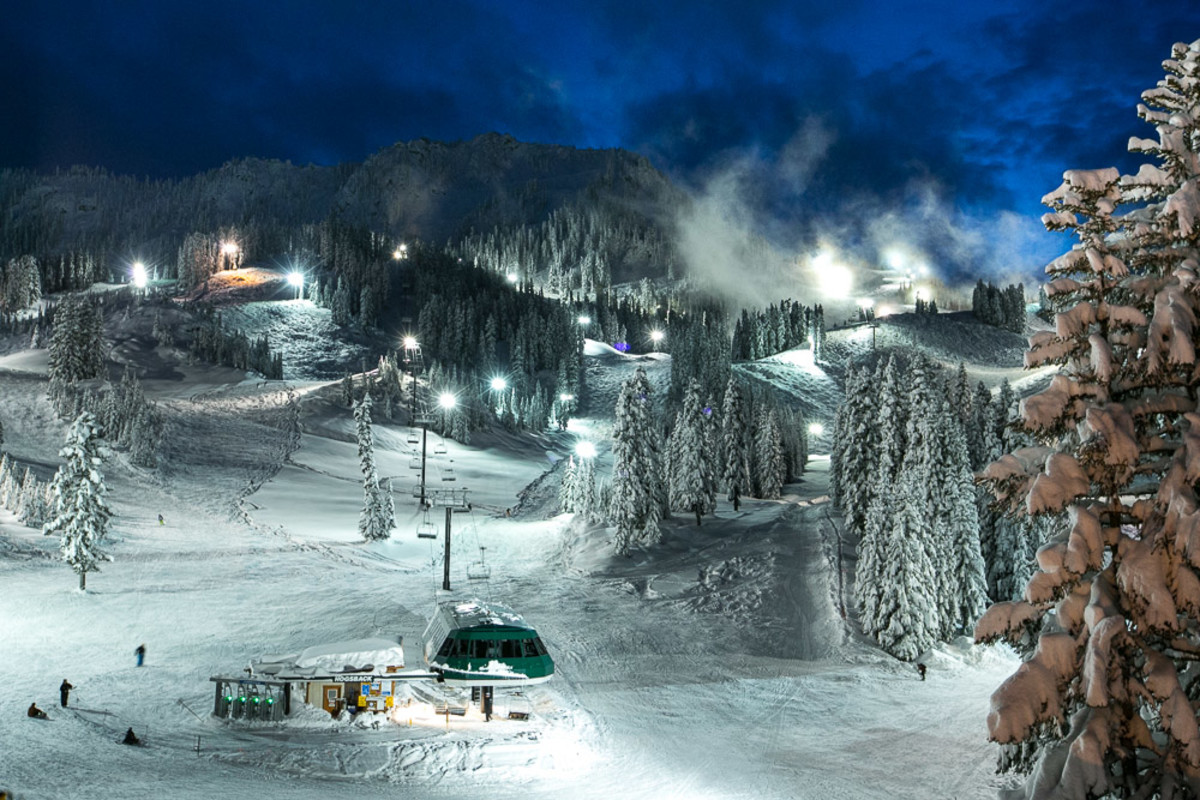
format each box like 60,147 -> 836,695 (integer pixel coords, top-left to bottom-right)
136,644 -> 146,667
122,727 -> 140,745
27,702 -> 47,719
917,663 -> 927,681
59,679 -> 73,707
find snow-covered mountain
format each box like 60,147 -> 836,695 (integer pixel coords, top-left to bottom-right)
0,133 -> 682,269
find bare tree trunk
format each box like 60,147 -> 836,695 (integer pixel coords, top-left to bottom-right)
79,571 -> 86,591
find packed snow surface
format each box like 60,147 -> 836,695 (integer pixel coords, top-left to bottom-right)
0,301 -> 1025,799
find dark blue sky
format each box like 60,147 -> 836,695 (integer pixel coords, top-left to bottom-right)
4,0 -> 1199,280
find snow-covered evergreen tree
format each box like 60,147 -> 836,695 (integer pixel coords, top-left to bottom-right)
669,378 -> 715,524
44,412 -> 113,591
559,456 -> 578,513
753,407 -> 786,500
354,393 -> 394,541
870,463 -> 938,661
832,366 -> 878,535
977,40 -> 1200,795
721,378 -> 751,511
609,367 -> 665,554
933,401 -> 988,635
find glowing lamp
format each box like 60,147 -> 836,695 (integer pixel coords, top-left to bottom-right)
286,271 -> 304,287
808,423 -> 824,436
403,336 -> 418,350
131,262 -> 148,288
438,393 -> 457,410
577,315 -> 591,325
575,441 -> 597,459
490,377 -> 507,391
506,273 -> 519,283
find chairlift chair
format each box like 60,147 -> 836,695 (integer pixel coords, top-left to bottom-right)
441,466 -> 456,482
406,430 -> 420,445
416,511 -> 438,540
434,440 -> 448,455
409,456 -> 422,470
466,547 -> 491,581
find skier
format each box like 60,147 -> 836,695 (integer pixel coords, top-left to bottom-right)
136,643 -> 146,667
59,678 -> 73,707
27,702 -> 47,719
122,727 -> 141,746
917,663 -> 927,681
157,514 -> 164,525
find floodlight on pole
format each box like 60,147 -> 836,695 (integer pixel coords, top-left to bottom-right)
438,392 -> 457,410
577,315 -> 591,325
808,423 -> 824,437
131,262 -> 148,289
575,441 -> 597,459
287,271 -> 304,299
403,336 -> 419,351
506,272 -> 519,284
490,377 -> 507,392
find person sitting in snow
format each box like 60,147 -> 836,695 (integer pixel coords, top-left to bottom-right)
27,702 -> 47,719
122,727 -> 141,745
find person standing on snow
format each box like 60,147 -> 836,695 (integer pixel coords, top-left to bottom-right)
135,643 -> 146,667
59,679 -> 73,707
917,663 -> 927,681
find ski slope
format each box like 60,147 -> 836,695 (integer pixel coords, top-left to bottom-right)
0,299 -> 1025,799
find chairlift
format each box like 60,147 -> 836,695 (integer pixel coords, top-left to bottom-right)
441,466 -> 457,482
406,430 -> 420,445
409,456 -> 422,470
466,547 -> 491,581
417,511 -> 438,540
433,439 -> 448,456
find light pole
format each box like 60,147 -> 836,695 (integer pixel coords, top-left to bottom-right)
131,261 -> 148,289
421,392 -> 456,507
489,376 -> 507,416
287,271 -> 304,300
649,329 -> 664,351
221,241 -> 240,271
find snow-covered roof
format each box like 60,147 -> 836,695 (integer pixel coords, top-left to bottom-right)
440,599 -> 533,631
252,637 -> 405,677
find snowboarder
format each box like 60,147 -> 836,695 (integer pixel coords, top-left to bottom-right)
136,643 -> 146,667
157,514 -> 164,525
122,727 -> 141,746
27,702 -> 47,719
59,679 -> 73,707
917,663 -> 927,681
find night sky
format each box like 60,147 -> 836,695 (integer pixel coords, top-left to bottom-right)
4,1 -> 1200,279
